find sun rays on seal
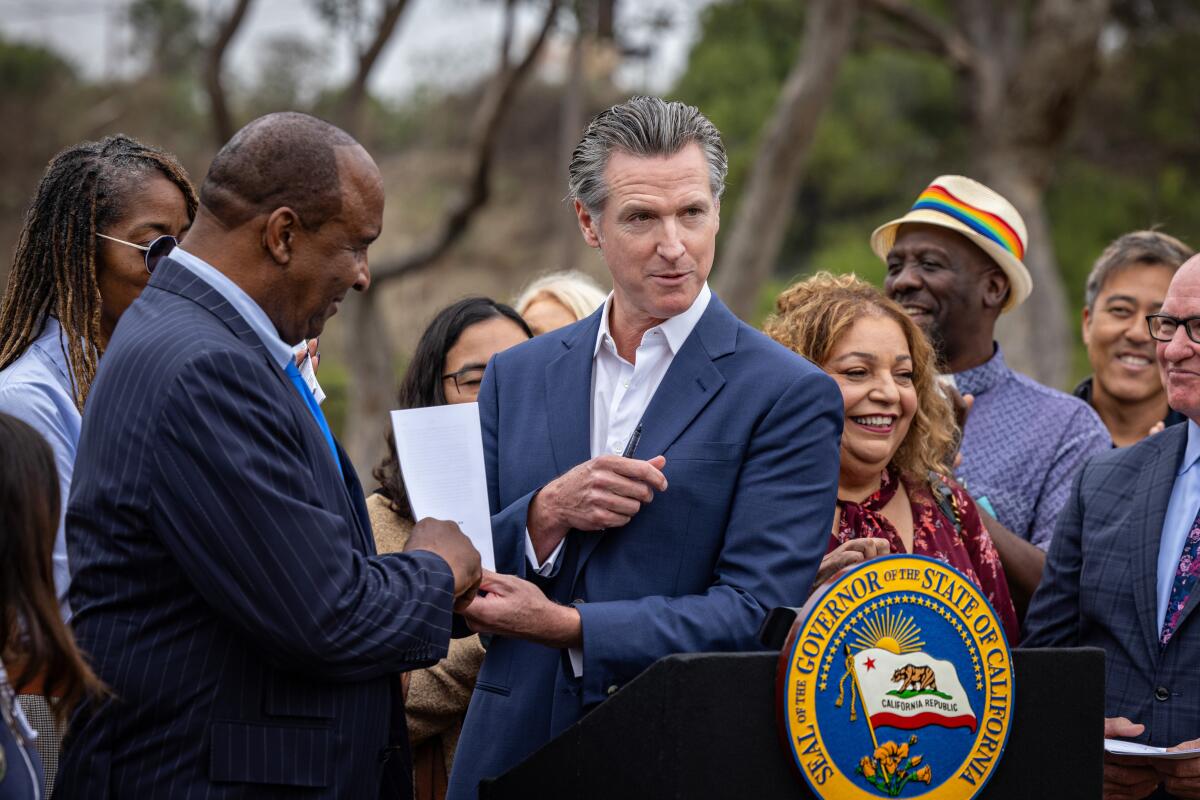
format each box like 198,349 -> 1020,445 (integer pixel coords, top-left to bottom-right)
850,608 -> 924,655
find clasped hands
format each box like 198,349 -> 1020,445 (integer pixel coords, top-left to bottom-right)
1105,717 -> 1200,799
460,453 -> 668,646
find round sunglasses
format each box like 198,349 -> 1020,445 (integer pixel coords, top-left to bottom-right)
96,232 -> 178,274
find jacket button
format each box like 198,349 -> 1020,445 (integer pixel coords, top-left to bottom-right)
1155,686 -> 1170,702
606,684 -> 619,696
572,598 -> 586,606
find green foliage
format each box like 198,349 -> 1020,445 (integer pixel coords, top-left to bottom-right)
318,360 -> 350,439
672,0 -> 806,225
246,34 -> 330,112
310,0 -> 364,30
0,38 -> 74,95
128,0 -> 201,77
0,37 -> 81,285
675,0 -> 1200,385
676,2 -> 965,286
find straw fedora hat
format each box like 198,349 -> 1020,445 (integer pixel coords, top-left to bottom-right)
870,175 -> 1032,312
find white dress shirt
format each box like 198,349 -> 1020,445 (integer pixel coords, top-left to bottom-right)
525,283 -> 712,674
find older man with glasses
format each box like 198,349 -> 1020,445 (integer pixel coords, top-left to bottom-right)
1028,254 -> 1200,799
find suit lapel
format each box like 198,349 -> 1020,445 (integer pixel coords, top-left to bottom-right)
152,257 -> 366,544
149,257 -> 268,357
570,297 -> 737,585
1133,424 -> 1188,662
544,312 -> 600,475
154,260 -> 328,464
337,441 -> 375,555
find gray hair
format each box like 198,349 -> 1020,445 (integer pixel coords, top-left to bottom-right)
567,96 -> 728,217
1084,230 -> 1194,310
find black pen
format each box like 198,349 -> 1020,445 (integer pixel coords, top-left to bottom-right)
621,423 -> 644,458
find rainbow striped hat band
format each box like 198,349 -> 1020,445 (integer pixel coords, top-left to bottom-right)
870,175 -> 1032,312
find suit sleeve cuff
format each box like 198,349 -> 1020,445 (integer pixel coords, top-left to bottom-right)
525,532 -> 565,577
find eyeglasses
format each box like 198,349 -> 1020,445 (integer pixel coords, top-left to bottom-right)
442,365 -> 486,397
1147,314 -> 1200,345
96,232 -> 178,274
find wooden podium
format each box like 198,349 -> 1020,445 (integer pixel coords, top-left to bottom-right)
481,648 -> 1104,799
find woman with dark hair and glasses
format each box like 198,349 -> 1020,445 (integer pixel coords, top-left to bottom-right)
0,412 -> 108,800
371,297 -> 530,799
0,135 -> 194,792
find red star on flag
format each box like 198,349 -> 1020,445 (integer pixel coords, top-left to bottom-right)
865,657 -> 876,671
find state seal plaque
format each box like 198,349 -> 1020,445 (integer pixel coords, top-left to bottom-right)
778,554 -> 1014,799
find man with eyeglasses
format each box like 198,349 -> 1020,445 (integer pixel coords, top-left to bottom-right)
1027,255 -> 1200,799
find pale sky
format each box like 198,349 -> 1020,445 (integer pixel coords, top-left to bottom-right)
0,0 -> 712,100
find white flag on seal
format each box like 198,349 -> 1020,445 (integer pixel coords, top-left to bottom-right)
851,647 -> 977,733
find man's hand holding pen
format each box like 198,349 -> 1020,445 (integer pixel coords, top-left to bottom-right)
526,453 -> 668,563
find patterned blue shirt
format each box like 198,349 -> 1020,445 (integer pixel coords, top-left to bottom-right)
955,345 -> 1110,550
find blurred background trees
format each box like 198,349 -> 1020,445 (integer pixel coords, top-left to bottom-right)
2,0 -> 1199,477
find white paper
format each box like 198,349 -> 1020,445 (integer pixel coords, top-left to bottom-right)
389,403 -> 495,572
292,342 -> 326,404
1105,739 -> 1200,759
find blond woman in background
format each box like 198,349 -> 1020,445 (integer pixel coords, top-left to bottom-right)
514,269 -> 608,335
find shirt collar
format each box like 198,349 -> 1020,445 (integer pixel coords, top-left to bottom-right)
32,316 -> 75,393
1072,376 -> 1093,404
953,343 -> 1009,397
592,282 -> 712,359
169,247 -> 295,369
1180,419 -> 1200,477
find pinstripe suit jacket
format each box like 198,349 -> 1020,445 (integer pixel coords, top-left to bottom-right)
55,257 -> 456,799
1025,422 -> 1200,747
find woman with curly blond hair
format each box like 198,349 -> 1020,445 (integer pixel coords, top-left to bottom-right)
765,272 -> 1018,641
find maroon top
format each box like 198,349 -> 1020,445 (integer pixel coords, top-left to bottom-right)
833,467 -> 1020,644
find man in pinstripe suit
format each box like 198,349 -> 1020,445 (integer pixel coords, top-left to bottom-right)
55,112 -> 482,799
1026,255 -> 1200,800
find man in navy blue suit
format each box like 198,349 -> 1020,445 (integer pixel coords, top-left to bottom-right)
447,96 -> 844,797
1026,255 -> 1200,800
56,112 -> 481,798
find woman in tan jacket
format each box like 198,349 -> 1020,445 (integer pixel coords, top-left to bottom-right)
371,297 -> 531,799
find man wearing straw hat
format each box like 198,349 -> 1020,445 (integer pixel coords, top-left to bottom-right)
873,175 -> 1109,561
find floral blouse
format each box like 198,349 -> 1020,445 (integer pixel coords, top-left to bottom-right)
833,467 -> 1020,644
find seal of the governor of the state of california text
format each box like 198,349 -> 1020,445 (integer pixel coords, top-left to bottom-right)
778,554 -> 1014,799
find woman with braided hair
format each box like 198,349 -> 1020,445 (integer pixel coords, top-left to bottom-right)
0,134 -> 194,794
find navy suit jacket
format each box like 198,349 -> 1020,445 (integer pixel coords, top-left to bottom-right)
1025,422 -> 1200,748
448,295 -> 843,797
56,258 -> 457,799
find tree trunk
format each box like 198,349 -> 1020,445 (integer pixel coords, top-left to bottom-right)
338,0 -> 412,133
983,165 -> 1069,387
203,0 -> 254,147
962,0 -> 1110,387
340,290 -> 396,485
339,0 -> 559,474
713,0 -> 859,320
558,21 -> 587,271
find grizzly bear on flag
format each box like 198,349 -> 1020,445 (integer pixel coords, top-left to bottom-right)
892,664 -> 938,694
